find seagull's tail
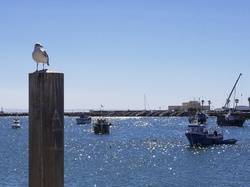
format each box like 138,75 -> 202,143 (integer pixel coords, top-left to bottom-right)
47,56 -> 49,66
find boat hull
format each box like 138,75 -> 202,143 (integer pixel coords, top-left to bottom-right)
213,138 -> 237,145
76,118 -> 91,124
185,132 -> 237,146
93,124 -> 110,134
12,125 -> 21,129
185,133 -> 224,146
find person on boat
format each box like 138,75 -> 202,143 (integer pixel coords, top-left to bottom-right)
214,131 -> 218,136
196,109 -> 207,124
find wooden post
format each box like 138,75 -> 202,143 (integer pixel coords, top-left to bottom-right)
29,70 -> 64,187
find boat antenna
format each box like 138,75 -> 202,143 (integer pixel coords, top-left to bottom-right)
144,94 -> 151,111
223,73 -> 242,108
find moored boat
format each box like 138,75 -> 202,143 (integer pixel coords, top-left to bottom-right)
12,116 -> 21,129
217,73 -> 246,127
92,118 -> 112,134
188,110 -> 208,125
76,114 -> 92,124
185,124 -> 237,146
217,111 -> 245,127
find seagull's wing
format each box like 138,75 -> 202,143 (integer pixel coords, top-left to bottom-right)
41,48 -> 49,65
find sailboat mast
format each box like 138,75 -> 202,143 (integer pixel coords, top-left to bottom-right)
224,73 -> 242,108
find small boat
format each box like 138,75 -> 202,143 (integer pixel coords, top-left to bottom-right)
12,116 -> 21,129
185,124 -> 237,146
188,110 -> 208,125
217,111 -> 245,127
92,118 -> 112,134
76,114 -> 92,124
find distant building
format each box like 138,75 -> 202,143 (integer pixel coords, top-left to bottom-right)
168,101 -> 210,111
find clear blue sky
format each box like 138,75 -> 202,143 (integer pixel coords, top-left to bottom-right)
1,0 -> 250,111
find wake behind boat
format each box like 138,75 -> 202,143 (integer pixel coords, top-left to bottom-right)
185,124 -> 237,146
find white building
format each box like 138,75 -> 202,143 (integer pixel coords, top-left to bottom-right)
168,101 -> 210,111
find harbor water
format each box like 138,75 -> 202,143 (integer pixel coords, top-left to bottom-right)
0,116 -> 249,187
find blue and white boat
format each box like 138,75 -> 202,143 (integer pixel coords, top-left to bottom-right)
76,114 -> 92,124
185,124 -> 237,146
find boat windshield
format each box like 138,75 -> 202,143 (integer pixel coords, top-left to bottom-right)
187,126 -> 207,133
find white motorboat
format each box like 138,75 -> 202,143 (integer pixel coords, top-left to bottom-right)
12,116 -> 21,129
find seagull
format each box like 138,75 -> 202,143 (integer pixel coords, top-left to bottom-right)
32,43 -> 49,71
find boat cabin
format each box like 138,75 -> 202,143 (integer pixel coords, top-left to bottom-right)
186,125 -> 208,134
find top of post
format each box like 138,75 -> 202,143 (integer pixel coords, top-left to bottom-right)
30,69 -> 62,75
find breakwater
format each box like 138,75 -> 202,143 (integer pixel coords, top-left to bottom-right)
65,110 -> 199,117
2,110 -> 250,118
0,110 -> 198,117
